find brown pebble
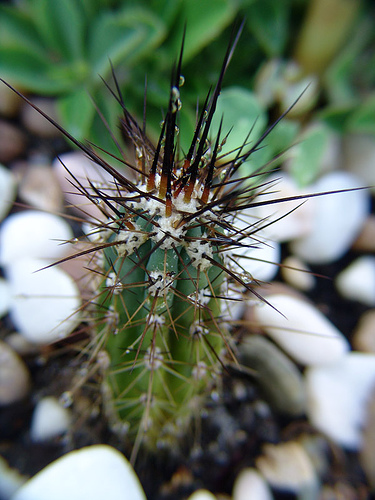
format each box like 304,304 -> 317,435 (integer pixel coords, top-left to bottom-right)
18,163 -> 64,212
353,215 -> 375,253
0,82 -> 23,117
352,309 -> 375,354
0,120 -> 26,163
359,387 -> 375,491
21,97 -> 60,138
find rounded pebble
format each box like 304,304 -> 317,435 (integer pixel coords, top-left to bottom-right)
18,164 -> 64,212
352,309 -> 375,353
30,396 -> 72,442
0,340 -> 31,406
52,152 -> 116,220
231,236 -> 280,282
359,388 -> 375,490
343,133 -> 375,192
291,172 -> 369,264
253,293 -> 349,365
0,120 -> 26,163
353,215 -> 375,252
0,277 -> 11,318
0,163 -> 16,222
21,98 -> 61,138
305,352 -> 375,449
7,258 -> 81,344
240,335 -> 306,415
245,173 -> 313,243
12,445 -> 146,500
281,256 -> 315,292
187,490 -> 217,500
255,441 -> 318,494
0,210 -> 74,266
335,256 -> 375,307
232,468 -> 273,500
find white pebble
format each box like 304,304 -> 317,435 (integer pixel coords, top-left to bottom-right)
291,172 -> 369,264
0,164 -> 16,222
30,397 -> 71,442
52,152 -> 115,220
0,210 -> 73,266
7,258 -> 81,344
253,294 -> 349,365
242,173 -> 313,243
0,340 -> 30,406
343,133 -> 375,193
12,445 -> 146,500
335,256 -> 375,307
231,236 -> 280,282
255,442 -> 318,493
232,468 -> 273,500
187,490 -> 217,500
0,277 -> 11,318
305,352 -> 375,449
281,256 -> 315,291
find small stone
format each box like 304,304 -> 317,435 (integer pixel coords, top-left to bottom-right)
187,490 -> 217,500
0,82 -> 22,117
21,97 -> 61,138
359,387 -> 375,490
253,293 -> 349,365
291,172 -> 370,264
352,215 -> 375,252
7,258 -> 81,344
230,236 -> 280,282
343,133 -> 375,193
18,163 -> 64,212
352,309 -> 375,353
12,445 -> 147,500
255,441 -> 318,494
0,120 -> 26,163
0,340 -> 31,405
52,152 -> 115,220
5,333 -> 41,356
0,277 -> 11,318
0,163 -> 16,221
0,210 -> 74,266
281,256 -> 315,291
305,352 -> 375,449
240,335 -> 306,416
0,456 -> 27,500
244,173 -> 313,243
232,468 -> 273,500
335,256 -> 375,307
30,396 -> 71,442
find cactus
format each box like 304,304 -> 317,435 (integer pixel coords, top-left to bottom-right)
1,25 -> 297,460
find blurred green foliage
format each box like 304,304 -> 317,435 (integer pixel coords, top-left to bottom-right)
0,0 -> 374,185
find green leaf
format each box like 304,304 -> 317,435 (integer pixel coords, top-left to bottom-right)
167,0 -> 237,62
246,0 -> 290,57
347,94 -> 375,135
210,87 -> 267,162
88,7 -> 166,79
0,47 -> 76,94
56,88 -> 96,141
0,5 -> 47,56
28,0 -> 86,61
287,124 -> 331,187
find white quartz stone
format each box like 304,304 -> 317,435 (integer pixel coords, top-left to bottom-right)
0,210 -> 73,266
233,468 -> 273,500
0,340 -> 30,406
30,397 -> 71,442
187,490 -> 217,500
12,445 -> 146,500
336,256 -> 375,307
7,258 -> 81,344
291,172 -> 369,264
0,163 -> 16,222
0,277 -> 11,318
253,294 -> 349,365
305,352 -> 375,449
